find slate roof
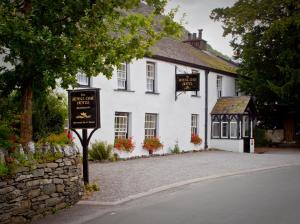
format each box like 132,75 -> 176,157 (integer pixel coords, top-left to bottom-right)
132,3 -> 238,75
211,96 -> 252,114
150,37 -> 237,75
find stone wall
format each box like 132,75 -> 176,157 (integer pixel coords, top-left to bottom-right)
265,129 -> 284,143
0,155 -> 84,224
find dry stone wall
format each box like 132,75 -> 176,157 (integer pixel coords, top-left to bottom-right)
0,155 -> 83,224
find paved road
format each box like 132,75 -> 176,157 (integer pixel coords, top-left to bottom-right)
88,150 -> 300,203
85,165 -> 300,224
34,150 -> 300,224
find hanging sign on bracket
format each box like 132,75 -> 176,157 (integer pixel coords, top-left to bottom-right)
176,73 -> 200,92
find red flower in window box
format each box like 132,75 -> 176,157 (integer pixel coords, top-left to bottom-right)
191,134 -> 202,145
114,137 -> 135,152
143,137 -> 163,153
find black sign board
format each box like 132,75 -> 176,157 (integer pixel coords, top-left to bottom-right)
176,73 -> 199,91
68,88 -> 100,129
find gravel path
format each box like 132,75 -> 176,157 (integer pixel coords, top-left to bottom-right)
88,149 -> 300,203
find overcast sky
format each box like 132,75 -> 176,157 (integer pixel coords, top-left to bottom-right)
165,0 -> 236,57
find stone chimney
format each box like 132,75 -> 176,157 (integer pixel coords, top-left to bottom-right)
183,29 -> 207,51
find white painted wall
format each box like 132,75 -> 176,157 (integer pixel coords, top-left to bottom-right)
74,58 -> 239,158
84,58 -> 207,158
206,72 -> 236,149
210,139 -> 244,153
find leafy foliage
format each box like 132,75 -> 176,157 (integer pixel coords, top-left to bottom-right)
0,0 -> 182,143
33,92 -> 67,141
33,151 -> 64,164
0,122 -> 14,150
37,132 -> 72,146
88,141 -> 113,161
254,128 -> 270,147
211,0 -> 300,112
85,183 -> 100,192
0,162 -> 9,177
170,143 -> 180,154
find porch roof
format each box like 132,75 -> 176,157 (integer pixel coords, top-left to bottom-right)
211,96 -> 252,114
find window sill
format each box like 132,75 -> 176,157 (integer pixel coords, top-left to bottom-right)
211,137 -> 241,140
145,92 -> 160,95
114,89 -> 135,93
77,84 -> 91,88
191,95 -> 201,98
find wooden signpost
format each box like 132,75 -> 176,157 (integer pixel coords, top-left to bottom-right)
68,88 -> 100,184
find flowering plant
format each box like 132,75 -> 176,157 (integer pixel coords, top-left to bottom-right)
66,130 -> 75,143
114,137 -> 135,152
191,134 -> 202,145
143,137 -> 163,151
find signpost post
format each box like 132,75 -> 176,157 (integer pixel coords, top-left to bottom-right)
68,88 -> 100,185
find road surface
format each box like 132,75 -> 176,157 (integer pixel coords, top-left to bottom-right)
85,165 -> 300,224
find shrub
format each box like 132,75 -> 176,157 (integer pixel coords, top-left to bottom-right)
170,143 -> 180,154
88,141 -> 113,161
143,137 -> 163,152
33,91 -> 67,141
114,138 -> 135,152
254,128 -> 269,147
191,134 -> 202,145
38,132 -> 72,146
0,123 -> 14,150
85,183 -> 100,192
33,151 -> 64,164
0,162 -> 9,177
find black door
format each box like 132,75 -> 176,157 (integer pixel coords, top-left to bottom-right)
243,138 -> 250,153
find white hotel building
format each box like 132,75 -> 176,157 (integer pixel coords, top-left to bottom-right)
76,31 -> 256,158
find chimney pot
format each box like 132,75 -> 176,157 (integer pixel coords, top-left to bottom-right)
193,33 -> 197,40
198,29 -> 203,40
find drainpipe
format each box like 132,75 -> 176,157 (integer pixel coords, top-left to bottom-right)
204,70 -> 209,150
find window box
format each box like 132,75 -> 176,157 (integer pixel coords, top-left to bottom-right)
143,137 -> 163,154
114,137 -> 135,152
191,134 -> 202,145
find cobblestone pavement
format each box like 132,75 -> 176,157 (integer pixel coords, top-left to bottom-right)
88,149 -> 300,203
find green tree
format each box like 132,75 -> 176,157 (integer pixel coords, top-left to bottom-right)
32,91 -> 68,141
0,0 -> 182,145
211,0 -> 300,139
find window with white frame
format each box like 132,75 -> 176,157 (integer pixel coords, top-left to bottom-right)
212,122 -> 220,138
191,114 -> 198,135
191,70 -> 199,96
76,73 -> 89,86
221,122 -> 229,138
145,113 -> 157,138
243,115 -> 249,137
114,112 -> 129,139
117,63 -> 127,90
217,76 -> 222,98
146,62 -> 155,92
230,120 -> 238,138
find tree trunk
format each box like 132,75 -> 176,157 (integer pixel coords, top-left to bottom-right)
20,84 -> 33,145
284,114 -> 295,142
